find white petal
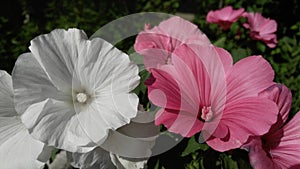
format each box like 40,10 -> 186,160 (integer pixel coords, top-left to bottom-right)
74,37 -> 140,94
21,99 -> 96,153
29,28 -> 87,92
12,53 -> 70,115
0,70 -> 16,117
0,71 -> 50,168
74,93 -> 139,145
0,117 -> 46,169
67,147 -> 116,169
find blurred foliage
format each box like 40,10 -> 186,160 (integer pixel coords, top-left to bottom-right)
0,0 -> 299,169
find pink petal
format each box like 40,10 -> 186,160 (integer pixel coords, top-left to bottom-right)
215,6 -> 233,20
242,137 -> 277,169
228,8 -> 245,22
207,6 -> 244,26
206,11 -> 219,23
147,67 -> 181,110
253,13 -> 267,31
175,45 -> 229,117
207,97 -> 278,152
157,16 -> 210,45
243,22 -> 250,29
148,61 -> 200,115
259,84 -> 292,127
214,47 -> 233,73
265,40 -> 277,48
140,48 -> 169,70
268,111 -> 300,168
135,16 -> 211,70
244,12 -> 256,29
259,19 -> 277,35
257,34 -> 277,41
226,55 -> 275,103
155,108 -> 204,137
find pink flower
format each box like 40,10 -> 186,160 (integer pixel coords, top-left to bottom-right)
243,84 -> 300,169
243,12 -> 278,48
146,44 -> 278,152
134,16 -> 211,70
206,6 -> 245,30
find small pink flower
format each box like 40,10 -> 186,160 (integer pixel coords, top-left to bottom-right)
206,6 -> 245,30
134,16 -> 211,70
146,44 -> 278,152
243,12 -> 278,48
243,84 -> 300,169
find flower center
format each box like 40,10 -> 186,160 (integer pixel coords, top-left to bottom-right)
165,55 -> 172,64
200,106 -> 213,121
76,92 -> 88,103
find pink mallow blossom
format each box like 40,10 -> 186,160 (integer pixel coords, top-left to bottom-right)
206,6 -> 245,30
146,44 -> 278,152
243,12 -> 278,48
243,84 -> 300,169
134,16 -> 211,71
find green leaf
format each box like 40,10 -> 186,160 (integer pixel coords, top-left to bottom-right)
50,148 -> 60,163
154,160 -> 160,169
231,48 -> 248,62
181,136 -> 209,157
213,36 -> 226,48
128,46 -> 145,72
220,154 -> 239,169
256,41 -> 266,52
132,70 -> 150,95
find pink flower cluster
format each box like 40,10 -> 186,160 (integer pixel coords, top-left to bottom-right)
134,16 -> 300,169
206,6 -> 278,48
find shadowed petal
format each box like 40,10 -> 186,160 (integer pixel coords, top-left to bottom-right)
12,53 -> 69,115
0,71 -> 15,117
207,97 -> 278,152
268,112 -> 300,168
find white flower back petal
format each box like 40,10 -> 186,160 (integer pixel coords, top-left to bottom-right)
67,147 -> 116,169
110,154 -> 147,169
0,70 -> 49,169
100,110 -> 159,159
0,121 -> 45,169
0,70 -> 16,117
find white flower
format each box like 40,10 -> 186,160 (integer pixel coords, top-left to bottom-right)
12,28 -> 140,153
0,70 -> 51,169
67,109 -> 159,169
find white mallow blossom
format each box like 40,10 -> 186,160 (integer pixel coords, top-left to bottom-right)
0,70 -> 51,169
67,109 -> 159,169
12,28 -> 140,153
